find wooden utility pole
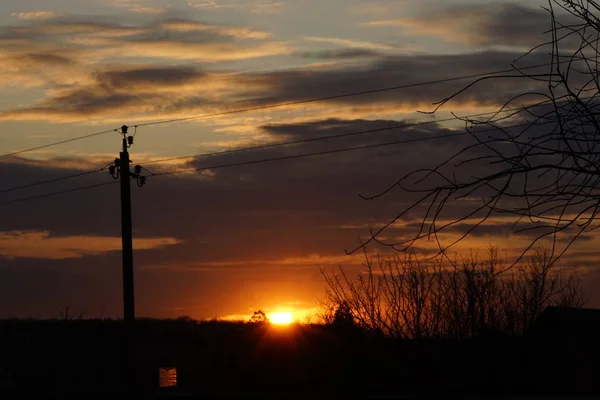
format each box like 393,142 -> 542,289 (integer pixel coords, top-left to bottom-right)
108,125 -> 147,389
120,126 -> 135,324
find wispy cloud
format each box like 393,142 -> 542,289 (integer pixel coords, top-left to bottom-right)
0,48 -> 550,123
0,16 -> 287,63
0,231 -> 180,259
160,19 -> 271,39
189,0 -> 284,14
0,14 -> 291,121
108,0 -> 166,14
363,3 -> 560,48
11,11 -> 63,21
304,36 -> 409,52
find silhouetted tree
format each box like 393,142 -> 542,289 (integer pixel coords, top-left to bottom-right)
323,246 -> 586,338
332,301 -> 355,328
354,0 -> 600,267
249,310 -> 268,323
506,246 -> 589,334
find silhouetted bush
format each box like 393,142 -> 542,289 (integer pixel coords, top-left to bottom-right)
323,246 -> 587,339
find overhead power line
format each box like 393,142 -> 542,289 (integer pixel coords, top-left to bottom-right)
148,121 -> 544,178
0,129 -> 117,160
0,94 -> 565,197
0,161 -> 114,195
0,118 -> 557,206
0,181 -> 118,207
140,97 -> 563,167
0,92 -> 576,198
133,62 -> 557,128
0,61 -> 562,160
148,135 -> 462,177
0,134 -> 466,208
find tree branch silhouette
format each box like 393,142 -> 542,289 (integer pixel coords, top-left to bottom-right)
351,0 -> 600,268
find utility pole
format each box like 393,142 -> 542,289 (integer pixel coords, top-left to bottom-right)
109,125 -> 147,389
120,126 -> 135,324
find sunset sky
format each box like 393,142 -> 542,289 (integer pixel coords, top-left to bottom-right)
1,0 -> 599,320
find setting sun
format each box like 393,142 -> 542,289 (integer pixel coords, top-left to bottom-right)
269,312 -> 293,325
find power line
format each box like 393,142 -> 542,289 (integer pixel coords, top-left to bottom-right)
139,101 -> 557,167
0,134 -> 456,206
0,129 -> 118,160
133,62 -> 557,128
0,161 -> 113,195
148,122 -> 536,178
0,181 -> 118,206
0,119 -> 556,206
146,136 -> 460,177
0,92 -> 576,199
0,61 -> 561,160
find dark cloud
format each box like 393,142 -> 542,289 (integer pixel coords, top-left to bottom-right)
0,16 -> 268,43
213,50 -> 554,112
0,7 -> 559,123
2,64 -> 214,120
2,116 -> 600,317
0,14 -> 290,122
299,48 -> 385,60
0,13 -> 559,123
0,117 -> 474,316
369,3 -> 580,48
13,53 -> 74,66
97,66 -> 207,89
475,3 -> 553,47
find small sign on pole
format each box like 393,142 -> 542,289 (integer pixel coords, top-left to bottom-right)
159,367 -> 177,388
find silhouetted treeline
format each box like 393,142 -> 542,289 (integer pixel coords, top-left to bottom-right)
322,246 -> 587,338
1,313 -> 599,396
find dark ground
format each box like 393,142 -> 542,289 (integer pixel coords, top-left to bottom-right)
0,317 -> 598,397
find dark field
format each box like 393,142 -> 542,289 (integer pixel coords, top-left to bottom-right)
1,315 -> 599,397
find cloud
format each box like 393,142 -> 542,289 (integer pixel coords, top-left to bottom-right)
0,63 -> 261,122
99,40 -> 290,62
364,3 -> 562,48
0,15 -> 288,65
1,116 -> 600,317
0,231 -> 179,259
143,253 -> 366,272
11,11 -> 63,21
160,19 -> 271,39
0,48 -> 554,123
189,0 -> 285,14
0,51 -> 86,90
304,36 -> 410,52
0,14 -> 291,120
236,50 -> 552,112
299,48 -> 385,60
109,0 -> 166,14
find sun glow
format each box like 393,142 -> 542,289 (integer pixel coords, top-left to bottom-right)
270,312 -> 293,325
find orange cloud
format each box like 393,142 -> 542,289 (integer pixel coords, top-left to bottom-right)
11,11 -> 63,21
98,40 -> 290,62
160,20 -> 271,39
0,231 -> 180,259
109,0 -> 165,14
189,0 -> 285,14
304,36 -> 411,52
